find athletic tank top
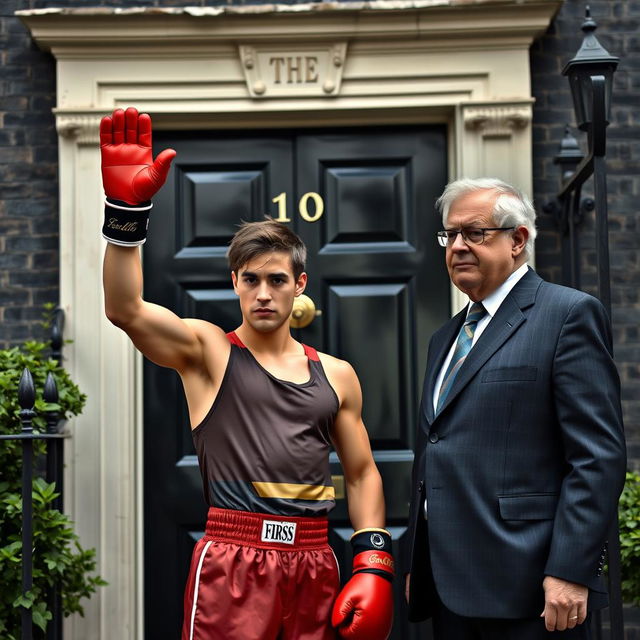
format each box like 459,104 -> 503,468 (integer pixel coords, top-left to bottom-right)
191,332 -> 340,517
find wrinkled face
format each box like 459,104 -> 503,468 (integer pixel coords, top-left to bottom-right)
232,251 -> 307,333
444,189 -> 528,302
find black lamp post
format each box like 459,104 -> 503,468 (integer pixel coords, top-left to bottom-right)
549,7 -> 623,640
553,5 -> 618,315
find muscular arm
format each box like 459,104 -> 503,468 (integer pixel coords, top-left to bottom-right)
101,107 -> 229,379
103,243 -> 218,372
322,356 -> 385,531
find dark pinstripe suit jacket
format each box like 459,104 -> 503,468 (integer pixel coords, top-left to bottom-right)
406,268 -> 626,621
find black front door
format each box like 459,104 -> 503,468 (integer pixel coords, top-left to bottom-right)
144,125 -> 448,639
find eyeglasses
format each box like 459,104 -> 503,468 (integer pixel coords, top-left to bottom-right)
436,227 -> 515,248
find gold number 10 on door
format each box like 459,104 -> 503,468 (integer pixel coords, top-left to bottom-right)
272,192 -> 325,223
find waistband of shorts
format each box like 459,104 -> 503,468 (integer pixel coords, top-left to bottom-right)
205,507 -> 328,550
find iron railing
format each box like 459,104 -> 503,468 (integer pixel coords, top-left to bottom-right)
0,309 -> 68,640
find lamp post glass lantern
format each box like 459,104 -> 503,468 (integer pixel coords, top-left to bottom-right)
562,6 -> 619,131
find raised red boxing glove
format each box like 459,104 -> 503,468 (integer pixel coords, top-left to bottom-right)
100,107 -> 176,246
100,106 -> 175,204
331,528 -> 394,640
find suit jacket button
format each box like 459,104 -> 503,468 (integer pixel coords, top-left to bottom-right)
429,432 -> 439,444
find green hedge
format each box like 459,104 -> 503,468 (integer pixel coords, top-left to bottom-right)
620,470 -> 640,607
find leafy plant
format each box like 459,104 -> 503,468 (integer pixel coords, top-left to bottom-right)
0,341 -> 106,639
619,470 -> 640,606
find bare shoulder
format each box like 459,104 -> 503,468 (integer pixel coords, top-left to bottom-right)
317,351 -> 361,405
184,318 -> 229,345
317,351 -> 356,379
181,318 -> 230,374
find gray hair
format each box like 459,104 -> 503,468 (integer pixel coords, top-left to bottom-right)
436,178 -> 537,260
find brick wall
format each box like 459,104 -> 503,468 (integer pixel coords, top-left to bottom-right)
1,0 -> 58,346
530,0 -> 640,467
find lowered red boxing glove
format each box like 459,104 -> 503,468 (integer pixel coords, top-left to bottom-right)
332,528 -> 394,640
100,106 -> 176,246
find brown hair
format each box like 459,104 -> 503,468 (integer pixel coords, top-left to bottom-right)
227,219 -> 307,279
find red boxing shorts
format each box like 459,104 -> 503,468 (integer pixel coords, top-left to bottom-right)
181,507 -> 340,640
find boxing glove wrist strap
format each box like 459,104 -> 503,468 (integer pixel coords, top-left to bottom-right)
102,198 -> 153,247
350,528 -> 394,583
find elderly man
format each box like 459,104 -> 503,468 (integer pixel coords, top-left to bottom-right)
405,178 -> 626,639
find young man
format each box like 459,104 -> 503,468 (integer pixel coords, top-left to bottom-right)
100,107 -> 394,640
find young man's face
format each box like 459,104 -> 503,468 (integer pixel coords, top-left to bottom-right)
232,251 -> 307,334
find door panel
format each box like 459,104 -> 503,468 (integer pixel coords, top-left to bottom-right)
326,282 -> 413,444
177,168 -> 269,256
296,128 -> 447,640
323,165 -> 411,245
145,126 -> 445,639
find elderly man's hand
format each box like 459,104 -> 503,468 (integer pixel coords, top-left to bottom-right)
540,576 -> 588,631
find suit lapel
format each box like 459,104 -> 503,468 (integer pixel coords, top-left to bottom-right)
423,309 -> 466,424
434,269 -> 542,419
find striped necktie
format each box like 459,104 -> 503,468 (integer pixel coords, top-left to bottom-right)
436,302 -> 486,413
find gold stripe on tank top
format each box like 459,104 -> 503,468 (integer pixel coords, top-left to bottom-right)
251,481 -> 336,501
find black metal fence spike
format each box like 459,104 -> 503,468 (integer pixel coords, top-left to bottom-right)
18,368 -> 36,412
43,372 -> 59,404
44,374 -> 60,438
50,308 -> 65,366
